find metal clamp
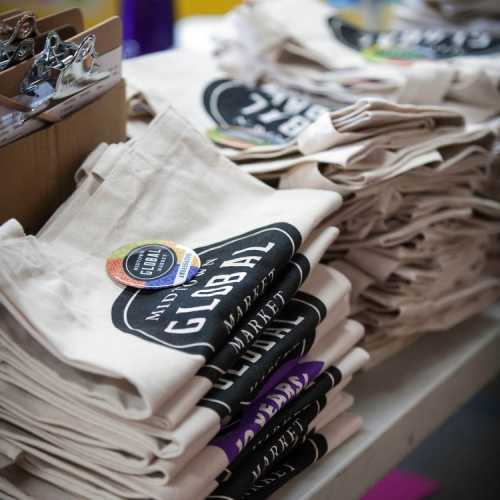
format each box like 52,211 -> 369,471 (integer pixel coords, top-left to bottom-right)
0,13 -> 38,70
0,13 -> 38,42
0,38 -> 34,71
18,31 -> 109,115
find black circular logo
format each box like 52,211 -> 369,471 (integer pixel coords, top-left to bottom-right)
123,244 -> 176,281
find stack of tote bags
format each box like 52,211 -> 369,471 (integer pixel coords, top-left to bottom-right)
214,0 -> 500,125
123,47 -> 500,366
209,0 -> 500,365
0,105 -> 370,499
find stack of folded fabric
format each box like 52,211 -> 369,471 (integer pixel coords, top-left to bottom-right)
195,81 -> 500,365
117,41 -> 500,490
211,0 -> 500,361
122,48 -> 464,171
320,131 -> 500,365
122,46 -> 500,367
215,0 -> 500,124
0,105 -> 369,499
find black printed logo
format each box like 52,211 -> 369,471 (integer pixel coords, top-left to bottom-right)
203,79 -> 329,145
328,15 -> 500,61
199,291 -> 326,419
124,244 -> 176,281
111,223 -> 302,358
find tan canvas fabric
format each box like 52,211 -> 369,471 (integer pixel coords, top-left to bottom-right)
0,263 -> 353,486
0,348 -> 368,499
217,0 -> 500,122
0,105 -> 343,423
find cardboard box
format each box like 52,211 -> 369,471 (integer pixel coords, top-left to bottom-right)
0,79 -> 127,233
0,14 -> 123,147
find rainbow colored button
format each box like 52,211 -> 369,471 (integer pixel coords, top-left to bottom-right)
106,240 -> 201,289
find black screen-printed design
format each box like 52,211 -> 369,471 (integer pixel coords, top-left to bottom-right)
215,365 -> 341,477
209,395 -> 327,500
199,290 -> 326,419
329,15 -> 500,61
196,252 -> 311,386
203,79 -> 330,144
240,431 -> 329,499
111,223 -> 301,358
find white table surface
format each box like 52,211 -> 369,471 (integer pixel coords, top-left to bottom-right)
274,304 -> 500,500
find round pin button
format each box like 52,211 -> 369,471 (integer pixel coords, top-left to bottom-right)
106,240 -> 201,289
